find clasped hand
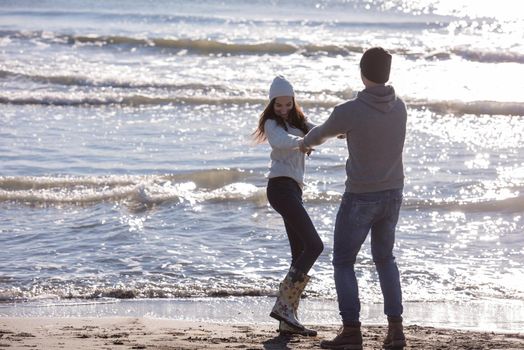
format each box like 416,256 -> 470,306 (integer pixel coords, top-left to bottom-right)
299,140 -> 314,156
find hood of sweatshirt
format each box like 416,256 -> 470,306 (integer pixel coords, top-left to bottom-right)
357,85 -> 397,113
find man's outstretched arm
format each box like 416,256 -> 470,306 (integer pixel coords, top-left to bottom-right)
303,107 -> 348,148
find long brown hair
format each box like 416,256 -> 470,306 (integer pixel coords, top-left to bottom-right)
253,97 -> 309,143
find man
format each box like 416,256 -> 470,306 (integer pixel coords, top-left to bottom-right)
300,47 -> 407,349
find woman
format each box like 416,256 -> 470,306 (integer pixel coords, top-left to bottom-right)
253,75 -> 324,336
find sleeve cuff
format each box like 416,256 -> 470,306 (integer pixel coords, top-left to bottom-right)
302,137 -> 310,148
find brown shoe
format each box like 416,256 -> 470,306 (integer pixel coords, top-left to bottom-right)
320,323 -> 362,350
383,316 -> 406,349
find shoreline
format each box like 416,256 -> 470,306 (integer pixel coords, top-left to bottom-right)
1,317 -> 524,349
1,297 -> 524,333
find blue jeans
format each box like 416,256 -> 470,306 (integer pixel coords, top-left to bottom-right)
333,189 -> 403,324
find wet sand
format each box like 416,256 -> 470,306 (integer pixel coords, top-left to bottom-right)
1,317 -> 524,349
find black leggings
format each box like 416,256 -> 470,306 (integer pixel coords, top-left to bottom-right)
266,177 -> 324,274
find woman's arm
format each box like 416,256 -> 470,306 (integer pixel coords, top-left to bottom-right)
264,119 -> 302,150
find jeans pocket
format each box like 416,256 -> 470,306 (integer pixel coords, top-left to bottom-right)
349,199 -> 381,226
339,193 -> 382,226
386,195 -> 403,222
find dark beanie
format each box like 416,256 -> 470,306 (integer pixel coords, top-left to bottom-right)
360,47 -> 392,84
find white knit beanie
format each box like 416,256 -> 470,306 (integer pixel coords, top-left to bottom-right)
269,75 -> 294,101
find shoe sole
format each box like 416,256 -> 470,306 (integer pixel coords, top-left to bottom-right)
383,339 -> 407,349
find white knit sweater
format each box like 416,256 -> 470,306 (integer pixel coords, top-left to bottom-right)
264,119 -> 315,186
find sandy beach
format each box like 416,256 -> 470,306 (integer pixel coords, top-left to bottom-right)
1,317 -> 523,350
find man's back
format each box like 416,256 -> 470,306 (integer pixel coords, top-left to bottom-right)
304,84 -> 407,193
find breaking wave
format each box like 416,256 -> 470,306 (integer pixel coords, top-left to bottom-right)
0,170 -> 265,210
451,47 -> 524,64
3,30 -> 523,63
408,99 -> 524,116
1,92 -> 523,116
1,171 -> 523,213
0,69 -> 226,91
0,285 -> 276,303
0,94 -> 265,107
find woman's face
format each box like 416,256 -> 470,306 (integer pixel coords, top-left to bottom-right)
273,96 -> 294,120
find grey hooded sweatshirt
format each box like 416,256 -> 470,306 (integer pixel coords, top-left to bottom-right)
304,85 -> 406,193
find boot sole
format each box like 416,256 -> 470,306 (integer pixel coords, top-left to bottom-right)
269,312 -> 305,330
269,311 -> 285,322
279,327 -> 317,337
320,342 -> 362,350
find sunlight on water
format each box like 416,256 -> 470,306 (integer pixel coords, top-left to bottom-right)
0,2 -> 523,327
408,111 -> 524,150
121,215 -> 147,233
427,0 -> 523,20
374,0 -> 523,21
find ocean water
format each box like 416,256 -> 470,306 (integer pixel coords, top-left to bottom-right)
1,0 -> 524,328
